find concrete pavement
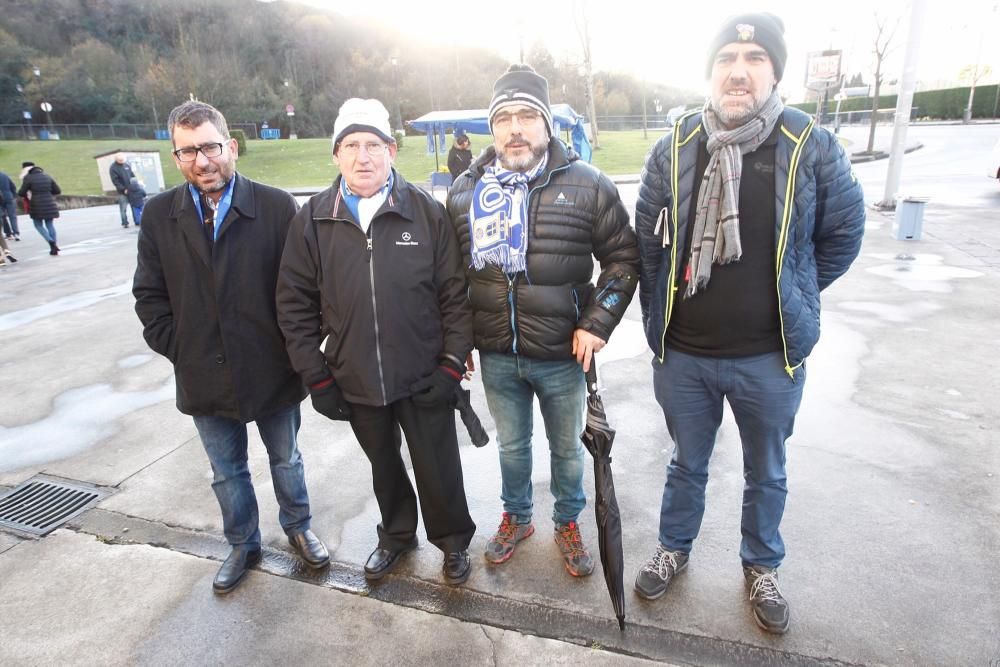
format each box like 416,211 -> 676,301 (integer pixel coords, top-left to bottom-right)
0,124 -> 998,665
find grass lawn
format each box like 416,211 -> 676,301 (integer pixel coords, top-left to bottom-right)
0,130 -> 667,196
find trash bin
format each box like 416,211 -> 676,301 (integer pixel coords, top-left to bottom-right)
893,196 -> 929,241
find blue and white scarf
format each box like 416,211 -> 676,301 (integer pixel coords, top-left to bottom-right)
468,154 -> 547,272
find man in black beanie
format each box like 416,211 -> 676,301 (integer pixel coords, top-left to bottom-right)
446,64 -> 639,579
634,13 -> 866,633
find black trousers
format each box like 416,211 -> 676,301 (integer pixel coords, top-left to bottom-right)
348,397 -> 476,554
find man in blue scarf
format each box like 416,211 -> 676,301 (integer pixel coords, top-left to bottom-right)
447,64 -> 639,578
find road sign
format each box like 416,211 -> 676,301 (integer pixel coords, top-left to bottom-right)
22,111 -> 31,120
285,104 -> 294,115
40,102 -> 52,112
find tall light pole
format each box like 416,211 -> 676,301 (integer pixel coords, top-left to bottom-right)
390,57 -> 402,132
33,67 -> 55,137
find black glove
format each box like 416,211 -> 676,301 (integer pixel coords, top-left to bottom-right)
410,364 -> 462,407
310,380 -> 351,421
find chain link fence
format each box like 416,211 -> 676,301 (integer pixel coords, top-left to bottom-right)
0,122 -> 260,141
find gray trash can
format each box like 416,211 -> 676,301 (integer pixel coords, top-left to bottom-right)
893,196 -> 929,241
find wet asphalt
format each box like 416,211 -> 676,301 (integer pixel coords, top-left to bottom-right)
0,122 -> 998,665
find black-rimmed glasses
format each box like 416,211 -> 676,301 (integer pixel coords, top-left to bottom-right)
173,142 -> 225,162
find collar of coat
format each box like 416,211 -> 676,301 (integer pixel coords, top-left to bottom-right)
167,172 -> 255,224
313,167 -> 417,225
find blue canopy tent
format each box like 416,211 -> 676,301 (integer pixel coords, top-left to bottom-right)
406,103 -> 593,173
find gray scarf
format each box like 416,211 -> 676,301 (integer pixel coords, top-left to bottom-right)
686,90 -> 784,297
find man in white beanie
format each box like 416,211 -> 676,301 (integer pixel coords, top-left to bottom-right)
277,98 -> 477,586
447,65 -> 639,578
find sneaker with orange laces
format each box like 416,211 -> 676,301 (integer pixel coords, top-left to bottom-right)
554,521 -> 594,577
484,512 -> 535,564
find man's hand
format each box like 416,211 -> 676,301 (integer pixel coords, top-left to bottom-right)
309,380 -> 351,421
410,364 -> 462,407
572,328 -> 606,372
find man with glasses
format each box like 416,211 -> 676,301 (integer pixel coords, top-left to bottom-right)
277,98 -> 477,586
446,65 -> 639,578
133,100 -> 329,595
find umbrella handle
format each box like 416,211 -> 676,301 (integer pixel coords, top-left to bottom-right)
585,362 -> 598,396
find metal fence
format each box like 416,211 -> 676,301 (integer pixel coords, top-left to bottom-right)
0,122 -> 260,141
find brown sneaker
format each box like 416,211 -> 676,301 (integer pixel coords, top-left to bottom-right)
554,521 -> 594,577
484,512 -> 534,564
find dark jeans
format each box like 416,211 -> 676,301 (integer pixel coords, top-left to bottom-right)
349,397 -> 476,554
192,403 -> 312,548
652,350 -> 805,568
2,200 -> 18,236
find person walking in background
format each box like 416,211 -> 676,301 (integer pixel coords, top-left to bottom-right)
133,100 -> 329,595
447,132 -> 473,182
633,13 -> 866,634
277,98 -> 477,587
126,176 -> 146,227
446,64 -> 639,578
17,161 -> 60,256
0,169 -> 20,241
110,152 -> 137,228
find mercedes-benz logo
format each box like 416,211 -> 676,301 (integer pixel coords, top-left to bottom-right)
402,232 -> 411,241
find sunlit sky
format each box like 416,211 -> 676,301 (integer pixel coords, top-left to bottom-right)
292,0 -> 999,101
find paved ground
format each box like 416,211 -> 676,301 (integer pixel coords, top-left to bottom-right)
0,123 -> 998,665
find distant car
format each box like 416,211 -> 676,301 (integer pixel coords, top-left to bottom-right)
988,138 -> 1000,180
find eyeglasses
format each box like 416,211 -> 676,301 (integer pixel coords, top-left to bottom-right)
173,142 -> 226,162
492,109 -> 542,127
340,142 -> 389,157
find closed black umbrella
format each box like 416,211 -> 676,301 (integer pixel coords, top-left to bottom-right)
581,363 -> 625,631
454,386 -> 489,448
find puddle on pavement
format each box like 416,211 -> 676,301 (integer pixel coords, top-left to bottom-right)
0,378 -> 174,472
865,253 -> 982,292
118,354 -> 154,369
0,278 -> 132,331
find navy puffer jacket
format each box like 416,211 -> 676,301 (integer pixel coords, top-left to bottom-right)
635,107 -> 865,375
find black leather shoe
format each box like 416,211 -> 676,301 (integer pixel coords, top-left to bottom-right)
364,544 -> 415,580
443,550 -> 471,585
213,546 -> 262,594
289,529 -> 330,569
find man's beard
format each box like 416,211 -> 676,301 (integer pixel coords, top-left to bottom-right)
715,98 -> 762,127
498,138 -> 548,172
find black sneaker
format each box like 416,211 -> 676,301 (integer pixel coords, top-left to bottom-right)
744,565 -> 790,634
634,545 -> 689,600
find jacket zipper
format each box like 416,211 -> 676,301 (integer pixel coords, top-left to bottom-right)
503,161 -> 570,355
659,122 -> 701,363
366,233 -> 388,403
774,120 -> 814,379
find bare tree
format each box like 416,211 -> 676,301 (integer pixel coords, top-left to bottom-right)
573,1 -> 600,149
959,63 -> 992,123
866,13 -> 900,153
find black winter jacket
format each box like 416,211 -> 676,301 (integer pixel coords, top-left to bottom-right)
110,161 -> 136,195
276,170 -> 473,407
133,174 -> 306,422
18,167 -> 60,220
446,138 -> 639,360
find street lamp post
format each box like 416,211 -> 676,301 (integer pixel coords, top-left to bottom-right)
390,57 -> 402,133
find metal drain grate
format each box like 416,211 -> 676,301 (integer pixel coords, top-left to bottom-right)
0,476 -> 109,537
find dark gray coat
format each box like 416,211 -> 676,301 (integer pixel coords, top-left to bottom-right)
133,173 -> 306,422
18,167 -> 60,220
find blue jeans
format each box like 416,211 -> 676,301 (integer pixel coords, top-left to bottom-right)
131,204 -> 143,226
2,200 -> 18,236
480,352 -> 586,525
117,194 -> 131,226
192,404 -> 311,548
32,219 -> 55,244
652,350 -> 805,569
